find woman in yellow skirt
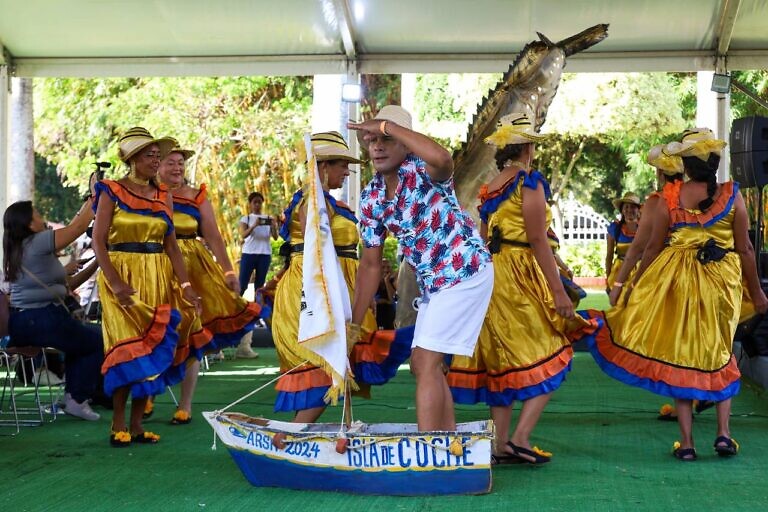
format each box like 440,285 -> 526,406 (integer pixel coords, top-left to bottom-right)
157,139 -> 261,424
584,129 -> 768,460
605,192 -> 641,292
608,145 -> 685,307
447,113 -> 598,465
92,127 -> 201,446
272,131 -> 412,424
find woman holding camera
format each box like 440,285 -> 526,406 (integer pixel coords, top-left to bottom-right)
3,180 -> 103,421
238,192 -> 278,296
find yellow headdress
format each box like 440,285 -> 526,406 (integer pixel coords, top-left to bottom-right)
665,128 -> 727,161
484,112 -> 547,149
647,144 -> 683,176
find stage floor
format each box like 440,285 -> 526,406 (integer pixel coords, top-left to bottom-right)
2,347 -> 767,511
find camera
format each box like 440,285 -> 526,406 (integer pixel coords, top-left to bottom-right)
258,216 -> 273,226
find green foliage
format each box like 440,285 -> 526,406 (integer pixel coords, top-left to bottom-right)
34,76 -> 313,263
559,242 -> 605,277
731,70 -> 768,118
414,73 -> 501,150
33,155 -> 82,224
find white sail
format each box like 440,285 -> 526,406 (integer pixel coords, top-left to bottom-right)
297,133 -> 351,402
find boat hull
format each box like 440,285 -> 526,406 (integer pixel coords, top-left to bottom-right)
204,412 -> 493,495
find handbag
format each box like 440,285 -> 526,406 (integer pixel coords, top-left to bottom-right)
22,266 -> 85,320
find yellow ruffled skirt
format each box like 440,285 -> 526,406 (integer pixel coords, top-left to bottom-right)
448,246 -> 597,405
587,247 -> 742,400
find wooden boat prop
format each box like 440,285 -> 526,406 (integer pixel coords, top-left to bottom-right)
203,412 -> 494,495
205,134 -> 493,494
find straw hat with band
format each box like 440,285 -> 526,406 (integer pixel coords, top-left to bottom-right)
484,112 -> 548,149
612,192 -> 642,211
118,127 -> 175,163
665,128 -> 727,161
647,144 -> 684,176
355,105 -> 413,147
163,137 -> 195,160
311,131 -> 362,164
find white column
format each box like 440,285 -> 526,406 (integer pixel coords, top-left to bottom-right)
311,74 -> 362,210
0,65 -> 8,263
697,71 -> 731,182
0,66 -> 8,213
401,73 -> 418,131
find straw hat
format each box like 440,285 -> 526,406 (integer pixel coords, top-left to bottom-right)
647,144 -> 683,176
612,192 -> 642,210
163,137 -> 195,160
665,128 -> 727,161
484,112 -> 547,149
118,127 -> 175,163
356,105 -> 413,146
311,131 -> 362,163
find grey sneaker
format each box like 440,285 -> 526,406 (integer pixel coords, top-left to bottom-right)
63,395 -> 100,421
235,346 -> 259,359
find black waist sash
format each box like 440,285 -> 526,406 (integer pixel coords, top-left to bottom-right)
290,243 -> 358,260
108,242 -> 164,253
696,239 -> 734,265
488,227 -> 530,254
175,233 -> 197,240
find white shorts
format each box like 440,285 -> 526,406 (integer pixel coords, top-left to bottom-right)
412,263 -> 493,356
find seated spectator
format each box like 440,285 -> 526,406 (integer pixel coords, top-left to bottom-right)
375,259 -> 397,330
3,196 -> 104,421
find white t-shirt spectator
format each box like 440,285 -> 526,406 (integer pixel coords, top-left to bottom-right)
240,214 -> 273,255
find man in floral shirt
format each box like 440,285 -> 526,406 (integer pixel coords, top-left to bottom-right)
348,105 -> 493,431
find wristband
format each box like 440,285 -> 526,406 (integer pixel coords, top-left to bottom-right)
224,270 -> 236,277
613,282 -> 624,288
180,281 -> 192,289
380,120 -> 389,136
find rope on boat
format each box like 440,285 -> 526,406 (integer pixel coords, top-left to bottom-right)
210,360 -> 309,451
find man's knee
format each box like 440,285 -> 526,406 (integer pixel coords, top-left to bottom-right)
410,347 -> 444,378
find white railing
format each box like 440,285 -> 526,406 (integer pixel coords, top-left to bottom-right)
558,199 -> 610,245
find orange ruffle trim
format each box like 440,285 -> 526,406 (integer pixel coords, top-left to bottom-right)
350,330 -> 395,364
203,302 -> 262,337
101,180 -> 172,218
172,327 -> 213,365
448,346 -> 574,391
173,184 -> 207,207
592,311 -> 740,392
275,364 -> 332,392
101,304 -> 174,374
666,181 -> 735,227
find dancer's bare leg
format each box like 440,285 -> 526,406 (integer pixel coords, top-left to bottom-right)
674,399 -> 694,449
411,347 -> 455,430
178,359 -> 200,414
491,405 -> 514,454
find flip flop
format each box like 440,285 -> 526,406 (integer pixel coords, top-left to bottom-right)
110,430 -> 131,448
131,431 -> 161,444
170,409 -> 192,425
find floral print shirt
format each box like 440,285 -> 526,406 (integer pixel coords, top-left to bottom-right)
359,155 -> 490,294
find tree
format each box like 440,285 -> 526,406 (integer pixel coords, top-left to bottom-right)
34,76 -> 313,263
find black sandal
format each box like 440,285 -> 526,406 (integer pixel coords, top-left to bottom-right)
713,436 -> 739,457
672,442 -> 697,461
491,453 -> 524,466
506,441 -> 551,465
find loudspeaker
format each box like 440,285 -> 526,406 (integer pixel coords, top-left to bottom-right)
731,116 -> 768,153
730,150 -> 768,187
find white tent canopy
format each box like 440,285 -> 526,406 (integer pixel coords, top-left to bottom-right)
1,0 -> 767,77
